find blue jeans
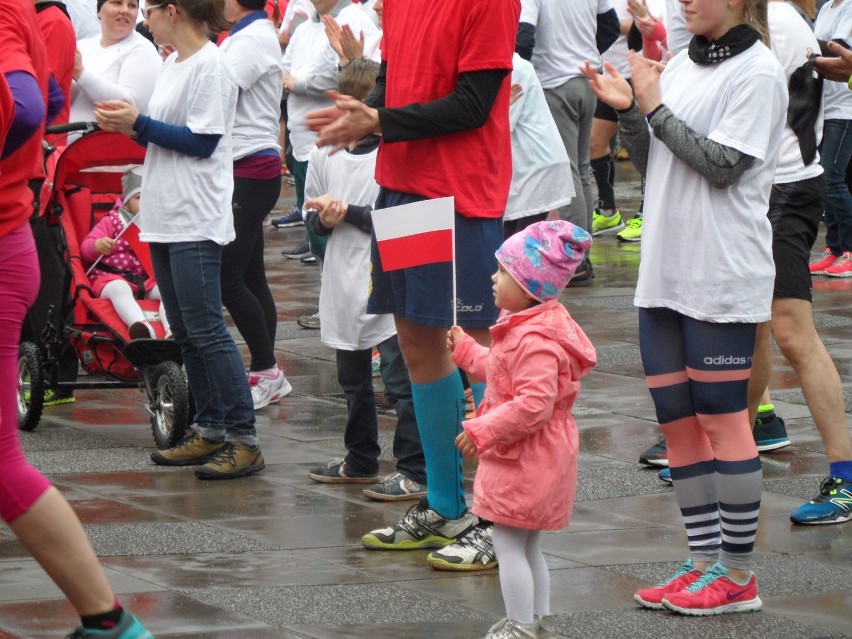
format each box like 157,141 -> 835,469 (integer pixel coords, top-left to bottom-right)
336,334 -> 425,484
819,119 -> 852,252
149,241 -> 256,446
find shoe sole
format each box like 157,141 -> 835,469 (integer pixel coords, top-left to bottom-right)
639,457 -> 669,467
150,449 -> 224,467
592,223 -> 626,237
616,235 -> 641,242
195,460 -> 266,479
253,379 -> 293,410
755,439 -> 791,452
271,221 -> 303,229
43,397 -> 75,406
427,556 -> 498,571
362,488 -> 427,502
296,322 -> 320,329
282,251 -> 308,259
361,534 -> 455,550
308,472 -> 378,484
633,594 -> 664,610
662,597 -> 762,616
790,512 -> 852,525
826,271 -> 852,277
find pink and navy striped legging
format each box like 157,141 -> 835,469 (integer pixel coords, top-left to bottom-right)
639,307 -> 762,570
0,222 -> 52,523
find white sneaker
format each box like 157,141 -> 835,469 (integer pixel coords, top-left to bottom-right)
249,369 -> 292,410
484,618 -> 537,639
361,501 -> 478,550
427,521 -> 497,571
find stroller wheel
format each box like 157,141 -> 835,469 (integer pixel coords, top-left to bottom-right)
17,342 -> 45,431
150,360 -> 190,449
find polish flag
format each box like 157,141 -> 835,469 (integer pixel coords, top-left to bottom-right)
123,221 -> 155,278
372,197 -> 455,271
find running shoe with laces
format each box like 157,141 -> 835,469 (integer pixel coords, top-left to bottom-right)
249,369 -> 292,410
271,205 -> 304,228
150,432 -> 225,466
308,458 -> 378,484
639,439 -> 668,466
42,389 -> 75,406
591,209 -> 625,236
809,247 -> 839,274
483,618 -> 537,639
825,250 -> 852,277
361,499 -> 478,550
658,467 -> 672,484
297,312 -> 320,329
195,441 -> 265,479
362,471 -> 427,501
616,215 -> 643,242
789,476 -> 852,525
633,558 -> 703,609
65,611 -> 153,639
427,521 -> 497,571
752,410 -> 791,452
662,561 -> 761,615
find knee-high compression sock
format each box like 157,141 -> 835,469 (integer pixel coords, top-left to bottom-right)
591,155 -> 616,211
830,460 -> 852,482
470,382 -> 486,411
411,370 -> 467,519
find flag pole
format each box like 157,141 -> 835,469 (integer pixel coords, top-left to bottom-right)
85,218 -> 135,277
451,205 -> 457,327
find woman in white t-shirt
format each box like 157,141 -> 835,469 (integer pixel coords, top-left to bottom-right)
95,0 -> 264,480
582,0 -> 787,616
71,0 -> 161,126
809,0 -> 852,276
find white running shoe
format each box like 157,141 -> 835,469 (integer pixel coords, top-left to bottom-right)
249,369 -> 292,410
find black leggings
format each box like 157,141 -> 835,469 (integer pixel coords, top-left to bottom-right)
221,174 -> 281,371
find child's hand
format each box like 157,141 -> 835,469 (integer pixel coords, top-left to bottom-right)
447,325 -> 465,352
305,195 -> 346,228
94,237 -> 116,256
456,431 -> 477,458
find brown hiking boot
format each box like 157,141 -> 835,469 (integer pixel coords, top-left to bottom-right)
195,441 -> 265,479
151,432 -> 225,466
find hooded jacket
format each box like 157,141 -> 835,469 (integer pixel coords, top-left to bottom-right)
452,298 -> 596,530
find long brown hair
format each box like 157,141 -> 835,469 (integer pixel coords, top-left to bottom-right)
174,0 -> 230,34
743,0 -> 770,46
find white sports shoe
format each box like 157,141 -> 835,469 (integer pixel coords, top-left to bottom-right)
249,369 -> 292,410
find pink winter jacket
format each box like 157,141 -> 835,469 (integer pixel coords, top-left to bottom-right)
452,299 -> 596,531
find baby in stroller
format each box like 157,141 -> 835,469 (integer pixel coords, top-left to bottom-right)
80,166 -> 169,340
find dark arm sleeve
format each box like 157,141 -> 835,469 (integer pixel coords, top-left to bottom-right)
46,74 -> 65,125
304,209 -> 332,237
362,60 -> 386,109
378,68 -> 508,142
133,114 -> 222,159
3,71 -> 45,159
516,22 -> 536,61
596,8 -> 621,54
343,204 -> 373,234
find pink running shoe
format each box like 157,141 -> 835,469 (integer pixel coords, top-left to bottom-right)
634,558 -> 703,609
809,248 -> 839,275
662,562 -> 762,616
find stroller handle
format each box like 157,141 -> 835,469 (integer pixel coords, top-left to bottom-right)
45,121 -> 100,135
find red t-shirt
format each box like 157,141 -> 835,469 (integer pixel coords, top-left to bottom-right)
35,4 -> 75,128
0,0 -> 50,238
376,0 -> 520,219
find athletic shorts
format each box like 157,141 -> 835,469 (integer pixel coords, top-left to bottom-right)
594,78 -> 632,122
367,188 -> 502,328
767,174 -> 826,302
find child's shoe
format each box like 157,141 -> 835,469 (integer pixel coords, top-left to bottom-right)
483,618 -> 537,639
248,368 -> 292,410
591,209 -> 625,236
633,558 -> 702,609
128,320 -> 155,340
662,562 -> 762,615
66,611 -> 153,638
535,614 -> 556,639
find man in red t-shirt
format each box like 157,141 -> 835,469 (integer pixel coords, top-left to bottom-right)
35,0 -> 76,132
308,0 -> 520,571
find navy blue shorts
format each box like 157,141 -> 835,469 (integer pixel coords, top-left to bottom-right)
367,188 -> 502,328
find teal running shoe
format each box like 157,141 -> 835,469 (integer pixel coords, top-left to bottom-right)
66,611 -> 153,638
790,477 -> 852,525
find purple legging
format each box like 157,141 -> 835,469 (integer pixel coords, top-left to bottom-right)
0,222 -> 52,523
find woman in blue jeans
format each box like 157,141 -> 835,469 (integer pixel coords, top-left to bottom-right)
810,0 -> 852,277
95,0 -> 263,479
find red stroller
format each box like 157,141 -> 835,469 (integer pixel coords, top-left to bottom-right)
17,124 -> 192,449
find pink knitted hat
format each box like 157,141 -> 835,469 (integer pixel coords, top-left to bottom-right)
495,220 -> 592,301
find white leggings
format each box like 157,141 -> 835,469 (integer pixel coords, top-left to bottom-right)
492,523 -> 550,625
100,279 -> 169,333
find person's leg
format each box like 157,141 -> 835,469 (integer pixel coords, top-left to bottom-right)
221,176 -> 281,372
491,524 -> 536,625
589,109 -> 623,236
747,322 -> 772,427
146,284 -> 170,334
100,279 -> 146,327
819,119 -> 852,254
337,347 -> 381,476
377,334 -> 427,485
524,530 -> 550,619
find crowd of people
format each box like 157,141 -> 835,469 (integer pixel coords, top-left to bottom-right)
1,0 -> 851,637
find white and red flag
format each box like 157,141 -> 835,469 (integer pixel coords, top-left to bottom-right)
372,196 -> 455,271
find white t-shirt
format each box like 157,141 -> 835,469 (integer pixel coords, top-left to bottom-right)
283,8 -> 378,161
71,31 -> 161,123
220,17 -> 284,160
522,0 -> 613,89
602,0 -> 632,77
665,0 -> 691,55
305,144 -> 396,351
138,43 -> 238,245
505,54 -> 574,221
637,42 -> 787,322
814,0 -> 852,119
769,1 -> 824,184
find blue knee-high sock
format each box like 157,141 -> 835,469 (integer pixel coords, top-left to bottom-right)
411,370 -> 467,519
470,382 -> 486,411
830,460 -> 852,483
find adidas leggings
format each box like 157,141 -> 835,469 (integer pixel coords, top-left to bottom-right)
639,308 -> 762,570
0,223 -> 52,523
492,524 -> 549,625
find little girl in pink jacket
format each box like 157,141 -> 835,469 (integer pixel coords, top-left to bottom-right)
448,220 -> 596,639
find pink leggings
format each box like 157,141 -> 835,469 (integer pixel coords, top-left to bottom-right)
0,222 -> 52,523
